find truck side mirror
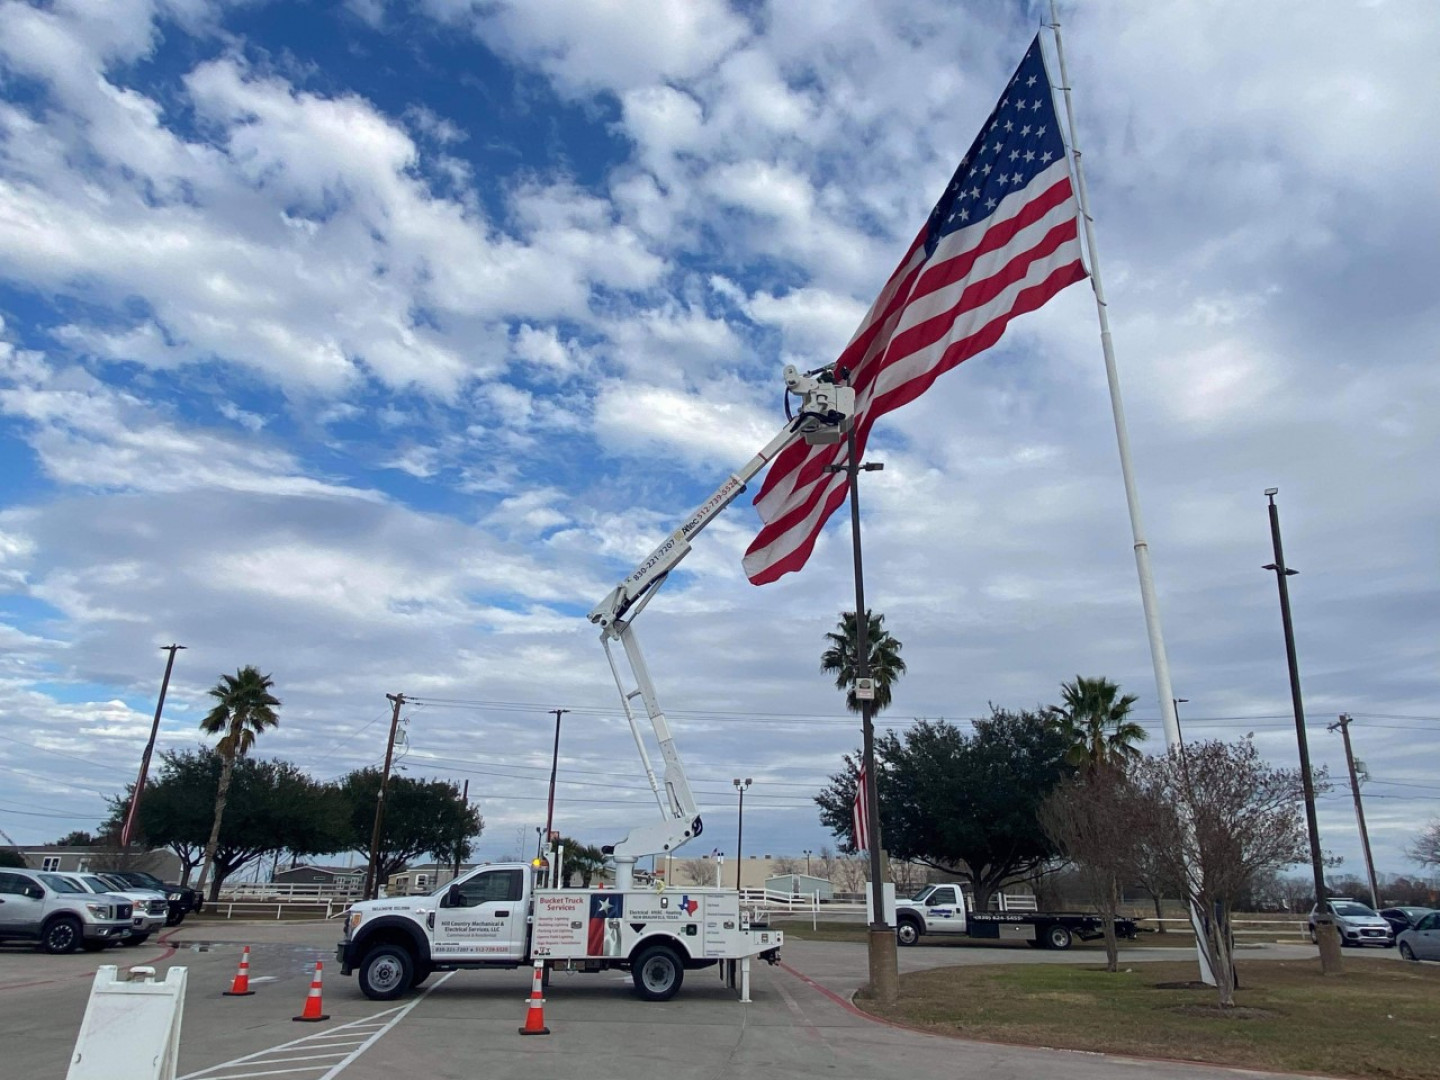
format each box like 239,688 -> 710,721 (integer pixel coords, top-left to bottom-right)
25,885 -> 44,900
445,885 -> 463,908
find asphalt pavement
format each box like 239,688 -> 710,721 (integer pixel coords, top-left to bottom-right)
0,918 -> 1373,1080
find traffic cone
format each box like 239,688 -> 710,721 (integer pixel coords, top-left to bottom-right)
293,960 -> 331,1022
223,945 -> 256,996
518,959 -> 550,1036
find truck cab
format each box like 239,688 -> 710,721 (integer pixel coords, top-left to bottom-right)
896,884 -> 967,944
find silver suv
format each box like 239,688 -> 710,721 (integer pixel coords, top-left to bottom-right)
0,868 -> 133,953
1309,897 -> 1395,948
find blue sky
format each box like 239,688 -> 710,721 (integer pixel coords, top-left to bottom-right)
0,0 -> 1436,886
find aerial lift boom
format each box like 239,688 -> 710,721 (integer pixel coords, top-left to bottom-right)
589,364 -> 854,889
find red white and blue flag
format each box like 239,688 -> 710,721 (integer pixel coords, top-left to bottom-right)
852,764 -> 869,853
743,36 -> 1087,585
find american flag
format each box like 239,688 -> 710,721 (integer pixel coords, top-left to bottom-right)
852,764 -> 869,852
743,36 -> 1087,585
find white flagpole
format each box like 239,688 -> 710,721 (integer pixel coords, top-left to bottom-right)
1047,0 -> 1216,986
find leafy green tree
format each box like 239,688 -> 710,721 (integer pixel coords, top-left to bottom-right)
1047,676 -> 1146,769
0,849 -> 25,868
337,769 -> 483,887
815,708 -> 1071,909
820,610 -> 906,713
53,830 -> 97,846
108,748 -> 343,890
195,666 -> 282,899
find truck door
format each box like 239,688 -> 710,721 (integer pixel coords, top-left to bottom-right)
433,867 -> 528,959
926,885 -> 963,926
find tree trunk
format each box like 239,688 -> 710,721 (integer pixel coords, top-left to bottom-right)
195,752 -> 236,901
1151,891 -> 1165,933
1101,875 -> 1120,973
1203,905 -> 1237,1007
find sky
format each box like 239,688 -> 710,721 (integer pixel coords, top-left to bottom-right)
0,0 -> 1435,886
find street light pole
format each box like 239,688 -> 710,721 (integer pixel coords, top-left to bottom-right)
732,778 -> 751,891
1263,488 -> 1342,974
827,419 -> 898,1004
1171,698 -> 1188,747
803,849 -> 813,876
121,643 -> 185,847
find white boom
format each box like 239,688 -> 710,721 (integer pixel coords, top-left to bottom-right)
590,364 -> 854,889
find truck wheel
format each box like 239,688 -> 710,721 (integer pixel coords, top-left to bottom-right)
632,944 -> 684,1002
42,916 -> 83,955
1043,924 -> 1073,950
358,944 -> 414,1000
166,910 -> 185,927
896,919 -> 922,947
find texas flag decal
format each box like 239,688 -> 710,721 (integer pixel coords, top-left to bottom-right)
679,895 -> 699,916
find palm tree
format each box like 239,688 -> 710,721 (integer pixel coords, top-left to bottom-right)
1048,675 -> 1146,769
820,610 -> 906,714
194,666 -> 281,900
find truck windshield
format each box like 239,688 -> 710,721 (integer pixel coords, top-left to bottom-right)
80,876 -> 114,893
909,886 -> 935,903
39,873 -> 84,893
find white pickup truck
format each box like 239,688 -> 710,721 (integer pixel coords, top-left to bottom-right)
895,883 -> 1138,950
338,862 -> 781,1002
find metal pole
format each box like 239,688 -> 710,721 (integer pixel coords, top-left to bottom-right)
1263,489 -> 1341,972
1171,698 -> 1188,747
1330,713 -> 1380,911
732,778 -> 751,891
363,692 -> 405,901
1048,1 -> 1214,986
120,644 -> 185,847
830,420 -> 898,1004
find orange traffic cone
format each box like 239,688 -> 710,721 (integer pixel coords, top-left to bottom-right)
293,960 -> 330,1022
223,945 -> 256,996
518,959 -> 550,1036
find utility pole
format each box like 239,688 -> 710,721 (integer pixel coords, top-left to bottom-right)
543,709 -> 569,855
363,692 -> 405,901
1330,713 -> 1380,911
121,644 -> 186,848
732,778 -> 751,891
452,778 -> 469,883
1263,488 -> 1341,973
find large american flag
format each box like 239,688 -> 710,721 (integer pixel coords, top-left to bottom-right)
743,36 -> 1087,585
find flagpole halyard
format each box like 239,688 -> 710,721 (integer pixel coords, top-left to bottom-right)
1046,0 -> 1215,986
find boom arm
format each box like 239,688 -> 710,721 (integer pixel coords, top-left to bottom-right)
590,365 -> 854,888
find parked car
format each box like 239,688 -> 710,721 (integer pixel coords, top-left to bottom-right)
0,868 -> 133,953
100,870 -> 200,924
1308,898 -> 1394,947
1397,911 -> 1440,962
1379,906 -> 1436,935
63,873 -> 167,946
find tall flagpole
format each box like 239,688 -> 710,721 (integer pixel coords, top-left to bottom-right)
1047,0 -> 1215,985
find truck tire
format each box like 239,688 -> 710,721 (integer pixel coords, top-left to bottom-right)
1043,924 -> 1073,950
42,916 -> 83,955
896,917 -> 922,947
358,943 -> 414,1000
166,910 -> 185,927
631,943 -> 684,1002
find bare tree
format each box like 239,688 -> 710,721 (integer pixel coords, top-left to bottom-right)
772,856 -> 802,875
1039,766 -> 1136,972
1129,739 -> 1317,1007
1409,819 -> 1440,868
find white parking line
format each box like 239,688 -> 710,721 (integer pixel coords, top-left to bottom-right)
179,973 -> 455,1080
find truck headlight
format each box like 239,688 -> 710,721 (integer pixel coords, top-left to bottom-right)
86,903 -> 111,919
347,911 -> 363,937
168,892 -> 182,901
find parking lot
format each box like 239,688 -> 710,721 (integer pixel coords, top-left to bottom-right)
1,919 -> 1377,1080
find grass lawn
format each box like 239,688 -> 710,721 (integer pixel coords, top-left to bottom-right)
855,957 -> 1440,1080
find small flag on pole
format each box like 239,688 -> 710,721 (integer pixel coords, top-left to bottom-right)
743,35 -> 1086,585
852,764 -> 870,852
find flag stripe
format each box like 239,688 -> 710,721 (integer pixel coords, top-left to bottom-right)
744,35 -> 1086,586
